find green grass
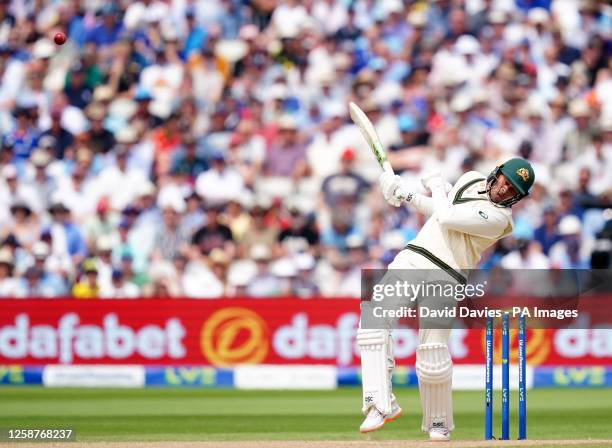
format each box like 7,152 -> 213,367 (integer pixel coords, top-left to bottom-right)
0,387 -> 611,442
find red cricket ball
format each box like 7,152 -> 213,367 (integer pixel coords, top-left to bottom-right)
54,32 -> 67,45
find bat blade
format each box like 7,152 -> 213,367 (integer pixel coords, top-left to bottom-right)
348,102 -> 393,174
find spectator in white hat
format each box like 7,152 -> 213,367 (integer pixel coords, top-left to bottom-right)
550,215 -> 590,268
246,244 -> 279,297
0,248 -> 19,297
293,252 -> 319,298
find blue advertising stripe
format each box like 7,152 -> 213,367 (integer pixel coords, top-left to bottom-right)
337,367 -> 418,387
336,367 -> 361,386
145,366 -> 234,387
0,365 -> 43,385
533,366 -> 612,388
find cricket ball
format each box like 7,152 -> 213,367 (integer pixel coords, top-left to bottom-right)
54,32 -> 67,45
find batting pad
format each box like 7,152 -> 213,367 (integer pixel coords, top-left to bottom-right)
416,342 -> 455,432
357,328 -> 392,415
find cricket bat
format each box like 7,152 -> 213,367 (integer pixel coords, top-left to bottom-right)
349,102 -> 406,199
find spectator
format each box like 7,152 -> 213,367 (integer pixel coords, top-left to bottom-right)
4,199 -> 39,250
0,0 -> 609,297
292,253 -> 320,298
0,248 -> 19,297
195,152 -> 244,205
46,199 -> 87,265
246,244 -> 279,297
171,134 -> 208,182
534,207 -> 562,255
153,197 -> 190,261
100,268 -> 139,298
263,115 -> 308,179
40,109 -> 74,159
191,204 -> 234,256
241,204 -> 278,256
85,103 -> 115,154
72,258 -> 100,298
550,215 -> 590,268
278,208 -> 319,255
321,148 -> 369,207
64,62 -> 93,110
28,241 -> 67,296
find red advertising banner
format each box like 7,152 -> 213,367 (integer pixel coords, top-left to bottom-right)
0,299 -> 610,366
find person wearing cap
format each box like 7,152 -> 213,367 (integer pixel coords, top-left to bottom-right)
64,61 -> 93,109
278,207 -> 319,254
9,104 -> 39,162
85,4 -> 123,49
292,252 -> 319,298
171,133 -> 208,182
365,158 -> 535,439
191,203 -> 234,256
0,247 -> 20,297
15,266 -> 49,297
240,203 -> 278,257
27,241 -> 68,296
40,107 -> 74,159
223,196 -> 251,242
549,214 -> 589,269
100,268 -> 139,298
71,258 -> 100,298
82,196 -> 116,249
47,198 -> 87,264
246,243 -> 280,297
534,206 -> 562,255
85,102 -> 115,153
6,199 -> 39,250
321,147 -> 369,207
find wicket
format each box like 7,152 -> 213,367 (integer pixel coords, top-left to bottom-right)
485,313 -> 527,440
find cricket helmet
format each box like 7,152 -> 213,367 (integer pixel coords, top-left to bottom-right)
486,157 -> 535,207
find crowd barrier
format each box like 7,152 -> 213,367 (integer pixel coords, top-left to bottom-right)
1,299 -> 610,388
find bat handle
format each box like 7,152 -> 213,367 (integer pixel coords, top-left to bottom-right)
382,161 -> 394,175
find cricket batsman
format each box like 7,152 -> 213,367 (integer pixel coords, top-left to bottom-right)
357,158 -> 535,441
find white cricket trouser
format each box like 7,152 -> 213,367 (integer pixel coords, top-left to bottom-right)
388,248 -> 455,432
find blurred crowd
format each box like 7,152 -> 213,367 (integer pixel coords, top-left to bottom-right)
0,0 -> 610,298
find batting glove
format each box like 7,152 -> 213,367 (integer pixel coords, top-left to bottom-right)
379,171 -> 409,207
420,170 -> 446,193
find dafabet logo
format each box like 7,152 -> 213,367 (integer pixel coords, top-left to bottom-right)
201,308 -> 269,366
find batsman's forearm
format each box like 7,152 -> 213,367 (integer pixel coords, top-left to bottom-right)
406,193 -> 434,216
431,181 -> 450,214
